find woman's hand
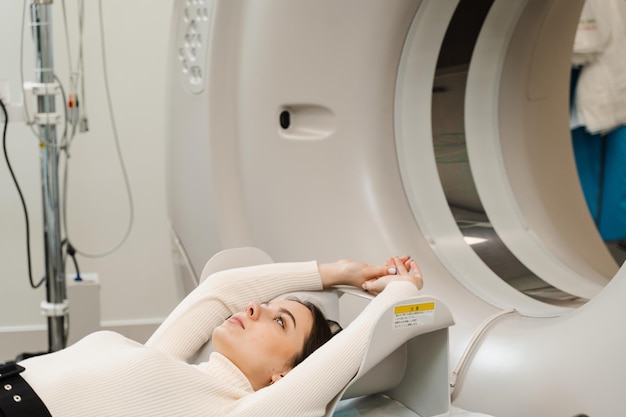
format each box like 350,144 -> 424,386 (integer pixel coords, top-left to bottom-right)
318,255 -> 423,294
361,256 -> 423,295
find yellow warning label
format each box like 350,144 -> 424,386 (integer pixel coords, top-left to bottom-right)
394,302 -> 435,315
393,302 -> 435,329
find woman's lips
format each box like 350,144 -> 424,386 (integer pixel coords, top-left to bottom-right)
228,315 -> 245,329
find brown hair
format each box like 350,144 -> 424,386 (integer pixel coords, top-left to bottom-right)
289,299 -> 342,368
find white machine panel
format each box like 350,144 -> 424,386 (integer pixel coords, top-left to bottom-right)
166,0 -> 626,416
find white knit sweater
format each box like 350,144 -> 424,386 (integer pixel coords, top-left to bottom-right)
20,261 -> 419,417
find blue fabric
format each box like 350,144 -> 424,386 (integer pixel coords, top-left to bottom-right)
572,126 -> 603,222
598,125 -> 626,240
572,125 -> 626,241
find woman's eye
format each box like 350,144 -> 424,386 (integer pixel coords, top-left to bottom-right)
275,316 -> 285,328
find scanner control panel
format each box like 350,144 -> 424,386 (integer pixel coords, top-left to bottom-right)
176,0 -> 213,94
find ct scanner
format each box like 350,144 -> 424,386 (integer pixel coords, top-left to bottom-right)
165,0 -> 624,416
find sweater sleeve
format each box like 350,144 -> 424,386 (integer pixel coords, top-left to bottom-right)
146,261 -> 322,361
229,280 -> 421,417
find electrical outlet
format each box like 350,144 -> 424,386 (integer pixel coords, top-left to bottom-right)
66,272 -> 101,344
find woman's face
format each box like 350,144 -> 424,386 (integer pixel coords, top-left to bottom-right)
212,299 -> 314,390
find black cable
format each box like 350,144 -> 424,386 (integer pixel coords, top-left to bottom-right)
0,98 -> 45,289
63,239 -> 81,281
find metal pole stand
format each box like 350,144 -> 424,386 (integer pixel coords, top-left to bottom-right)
29,0 -> 68,353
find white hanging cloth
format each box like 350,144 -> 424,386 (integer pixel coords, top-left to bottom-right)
573,0 -> 626,134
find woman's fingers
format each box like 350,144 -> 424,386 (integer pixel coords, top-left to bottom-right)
364,256 -> 424,293
407,259 -> 424,289
394,256 -> 409,274
362,276 -> 389,295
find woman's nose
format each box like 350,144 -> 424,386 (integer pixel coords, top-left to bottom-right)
246,302 -> 261,320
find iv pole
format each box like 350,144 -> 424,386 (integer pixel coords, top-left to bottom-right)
30,0 -> 68,353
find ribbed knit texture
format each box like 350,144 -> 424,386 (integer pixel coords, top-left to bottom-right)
19,261 -> 419,416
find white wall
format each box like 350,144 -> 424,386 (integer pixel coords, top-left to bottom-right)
0,0 -> 178,359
